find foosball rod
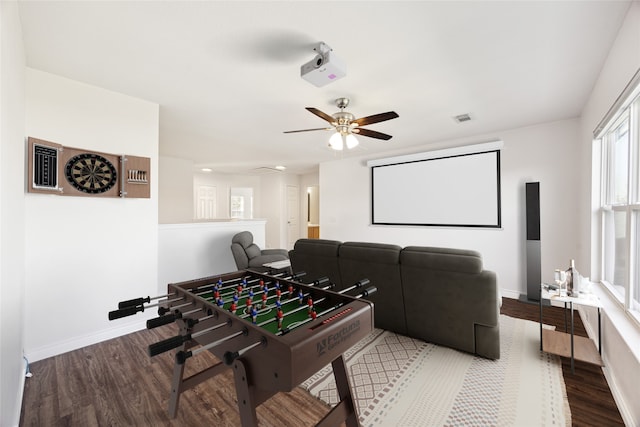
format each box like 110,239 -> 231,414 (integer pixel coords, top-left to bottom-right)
108,296 -> 184,320
277,286 -> 377,336
114,275 -> 246,310
146,305 -> 209,329
338,278 -> 371,294
251,281 -> 337,327
223,337 -> 267,365
148,279 -> 328,354
176,328 -> 248,364
147,277 -> 329,331
198,271 -> 308,301
117,293 -> 177,309
224,286 -> 378,364
148,319 -> 232,356
236,280 -> 334,321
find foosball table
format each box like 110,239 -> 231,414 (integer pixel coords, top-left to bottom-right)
109,269 -> 375,427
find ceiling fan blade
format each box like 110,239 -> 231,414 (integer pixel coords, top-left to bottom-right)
353,111 -> 399,126
306,107 -> 336,123
283,127 -> 331,134
354,128 -> 393,140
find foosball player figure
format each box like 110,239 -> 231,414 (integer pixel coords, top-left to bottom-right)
307,296 -> 314,314
229,300 -> 237,314
298,289 -> 304,305
250,306 -> 258,324
261,292 -> 268,309
213,290 -> 221,303
275,288 -> 282,301
310,308 -> 317,320
288,283 -> 294,298
217,297 -> 224,308
276,308 -> 284,329
237,281 -> 245,295
275,300 -> 282,310
259,279 -> 265,291
245,297 -> 253,315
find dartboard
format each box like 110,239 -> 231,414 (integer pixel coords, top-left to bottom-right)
64,153 -> 117,194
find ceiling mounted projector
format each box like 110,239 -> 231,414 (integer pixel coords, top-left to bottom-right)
301,42 -> 346,87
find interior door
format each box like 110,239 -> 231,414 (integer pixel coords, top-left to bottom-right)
196,185 -> 216,219
286,185 -> 299,249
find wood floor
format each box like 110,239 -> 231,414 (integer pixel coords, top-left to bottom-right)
20,298 -> 625,426
500,298 -> 624,427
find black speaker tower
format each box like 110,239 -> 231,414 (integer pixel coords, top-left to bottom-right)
524,182 -> 541,302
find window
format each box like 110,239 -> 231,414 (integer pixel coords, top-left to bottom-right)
596,72 -> 640,320
230,187 -> 253,219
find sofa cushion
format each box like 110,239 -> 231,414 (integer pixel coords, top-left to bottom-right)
338,242 -> 407,335
232,231 -> 254,248
289,239 -> 342,287
401,246 -> 482,274
245,243 -> 261,259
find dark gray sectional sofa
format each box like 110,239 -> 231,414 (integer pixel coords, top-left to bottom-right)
289,239 -> 500,359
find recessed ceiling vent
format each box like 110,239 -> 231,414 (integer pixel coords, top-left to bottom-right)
250,167 -> 283,175
453,113 -> 472,123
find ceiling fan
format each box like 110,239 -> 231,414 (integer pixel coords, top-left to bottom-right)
284,97 -> 399,150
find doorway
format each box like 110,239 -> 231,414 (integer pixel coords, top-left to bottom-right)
307,186 -> 319,238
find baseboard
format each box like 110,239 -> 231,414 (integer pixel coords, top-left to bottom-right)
576,301 -> 639,427
24,318 -> 150,363
601,364 -> 637,427
12,358 -> 28,427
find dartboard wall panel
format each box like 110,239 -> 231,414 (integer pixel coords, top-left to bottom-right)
27,137 -> 150,199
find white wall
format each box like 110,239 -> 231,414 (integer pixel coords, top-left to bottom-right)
158,220 -> 267,292
24,69 -> 159,362
159,156 -> 194,223
320,118 -> 581,298
578,2 -> 640,425
0,2 -> 27,426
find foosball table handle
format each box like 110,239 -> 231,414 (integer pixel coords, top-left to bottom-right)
360,286 -> 377,298
148,335 -> 189,357
118,296 -> 150,309
108,305 -> 143,320
146,313 -> 178,329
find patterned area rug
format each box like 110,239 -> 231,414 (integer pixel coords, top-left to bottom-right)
301,315 -> 571,426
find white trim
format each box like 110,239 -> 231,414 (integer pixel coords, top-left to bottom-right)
594,67 -> 640,139
366,140 -> 503,167
12,359 -> 28,427
24,316 -> 151,363
601,366 -> 636,427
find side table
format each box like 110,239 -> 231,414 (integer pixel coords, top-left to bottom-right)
539,284 -> 603,374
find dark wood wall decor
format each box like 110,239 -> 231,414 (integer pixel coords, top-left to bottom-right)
27,137 -> 150,199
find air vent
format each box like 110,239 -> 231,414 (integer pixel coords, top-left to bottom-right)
453,113 -> 472,123
250,167 -> 283,175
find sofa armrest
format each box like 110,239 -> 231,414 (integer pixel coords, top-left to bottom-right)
261,248 -> 289,258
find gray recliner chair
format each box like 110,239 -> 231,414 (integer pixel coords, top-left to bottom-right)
230,231 -> 289,270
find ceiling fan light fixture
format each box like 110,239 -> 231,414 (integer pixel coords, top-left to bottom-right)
329,132 -> 344,150
345,133 -> 358,149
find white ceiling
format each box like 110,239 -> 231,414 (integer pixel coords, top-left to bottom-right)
17,1 -> 631,174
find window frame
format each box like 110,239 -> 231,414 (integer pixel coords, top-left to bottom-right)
596,75 -> 640,324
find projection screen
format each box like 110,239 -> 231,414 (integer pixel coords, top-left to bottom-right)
370,144 -> 502,228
